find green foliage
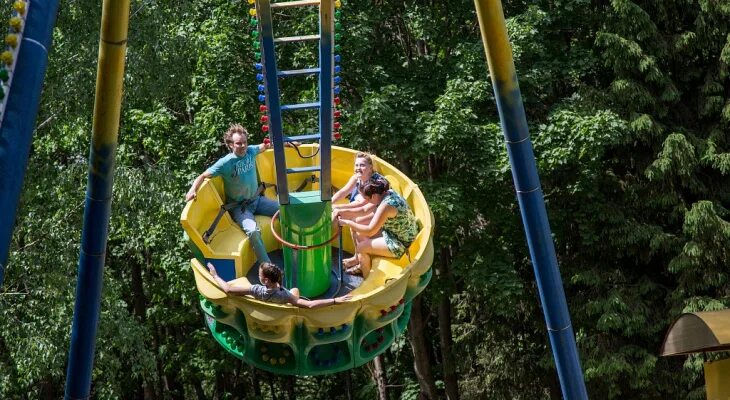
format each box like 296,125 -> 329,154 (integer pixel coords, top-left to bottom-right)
3,0 -> 730,398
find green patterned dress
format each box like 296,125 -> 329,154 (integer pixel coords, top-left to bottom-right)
381,190 -> 419,258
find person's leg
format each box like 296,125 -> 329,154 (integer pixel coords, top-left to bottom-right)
253,195 -> 279,217
343,215 -> 374,267
354,235 -> 394,278
231,202 -> 271,263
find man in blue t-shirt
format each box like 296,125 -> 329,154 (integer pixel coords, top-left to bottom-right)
186,124 -> 278,263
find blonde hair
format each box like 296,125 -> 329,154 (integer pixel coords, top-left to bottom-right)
356,151 -> 377,172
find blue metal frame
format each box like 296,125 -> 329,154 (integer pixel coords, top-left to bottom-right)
473,0 -> 588,398
318,0 -> 334,201
0,0 -> 61,286
257,0 -> 290,204
65,0 -> 131,398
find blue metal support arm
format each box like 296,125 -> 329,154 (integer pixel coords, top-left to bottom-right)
473,0 -> 589,399
0,0 -> 61,286
64,0 -> 131,398
257,0 -> 290,204
318,0 -> 334,201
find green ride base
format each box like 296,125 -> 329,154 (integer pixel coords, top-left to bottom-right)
199,293 -> 421,376
280,191 -> 332,298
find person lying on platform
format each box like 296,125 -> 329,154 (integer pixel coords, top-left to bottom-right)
337,176 -> 418,278
186,124 -> 277,264
331,152 -> 383,268
207,262 -> 351,308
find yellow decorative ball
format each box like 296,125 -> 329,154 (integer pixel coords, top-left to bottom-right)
1,51 -> 13,65
262,354 -> 269,361
248,8 -> 256,17
335,0 -> 342,8
247,0 -> 255,4
13,1 -> 26,15
278,357 -> 286,365
9,17 -> 22,32
5,34 -> 18,48
269,357 -> 277,365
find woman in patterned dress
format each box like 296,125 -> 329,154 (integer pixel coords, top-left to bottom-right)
337,176 -> 419,278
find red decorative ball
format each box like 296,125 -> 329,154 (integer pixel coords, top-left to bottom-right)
262,125 -> 269,132
334,97 -> 341,105
263,137 -> 271,145
398,298 -> 404,304
259,105 -> 267,112
333,122 -> 341,130
260,115 -> 269,123
334,110 -> 342,118
333,132 -> 342,140
380,310 -> 387,316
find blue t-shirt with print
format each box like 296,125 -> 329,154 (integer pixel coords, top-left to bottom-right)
207,146 -> 261,202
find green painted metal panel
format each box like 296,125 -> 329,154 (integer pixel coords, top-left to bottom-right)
280,191 -> 332,297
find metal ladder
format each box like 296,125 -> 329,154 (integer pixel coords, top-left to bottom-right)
252,0 -> 342,205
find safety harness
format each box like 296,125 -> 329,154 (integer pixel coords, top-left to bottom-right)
202,182 -> 276,244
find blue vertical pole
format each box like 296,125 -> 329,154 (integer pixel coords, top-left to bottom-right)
64,0 -> 130,398
0,0 -> 60,286
256,0 -> 289,205
318,0 -> 333,201
473,0 -> 589,399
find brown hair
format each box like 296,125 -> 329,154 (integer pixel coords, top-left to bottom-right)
360,176 -> 390,197
224,123 -> 248,145
260,262 -> 282,284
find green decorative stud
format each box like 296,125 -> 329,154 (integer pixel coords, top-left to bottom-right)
0,86 -> 5,100
0,68 -> 9,82
252,30 -> 259,38
335,44 -> 341,52
335,10 -> 342,18
335,22 -> 342,30
335,33 -> 342,41
255,51 -> 261,60
253,41 -> 260,49
250,17 -> 258,27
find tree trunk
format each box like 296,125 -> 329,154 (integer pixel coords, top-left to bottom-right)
251,366 -> 262,396
372,354 -> 388,400
286,376 -> 296,400
345,371 -> 353,400
437,250 -> 459,400
407,294 -> 438,399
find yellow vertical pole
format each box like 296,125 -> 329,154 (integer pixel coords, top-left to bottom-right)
65,0 -> 130,398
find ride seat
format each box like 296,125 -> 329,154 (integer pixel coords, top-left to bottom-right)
182,178 -> 280,275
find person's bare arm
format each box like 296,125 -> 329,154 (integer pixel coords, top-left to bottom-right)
186,171 -> 213,201
339,203 -> 395,237
332,175 -> 358,203
207,263 -> 252,295
293,294 -> 352,309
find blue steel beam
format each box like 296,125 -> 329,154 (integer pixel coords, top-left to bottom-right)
473,0 -> 589,399
318,0 -> 333,201
257,0 -> 290,204
0,0 -> 60,286
64,0 -> 130,398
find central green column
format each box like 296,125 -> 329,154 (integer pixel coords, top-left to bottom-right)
280,191 -> 332,298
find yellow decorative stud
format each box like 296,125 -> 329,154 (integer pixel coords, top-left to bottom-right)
13,1 -> 26,16
1,51 -> 13,65
5,34 -> 18,49
335,0 -> 342,8
247,0 -> 255,4
248,8 -> 256,17
9,17 -> 22,32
